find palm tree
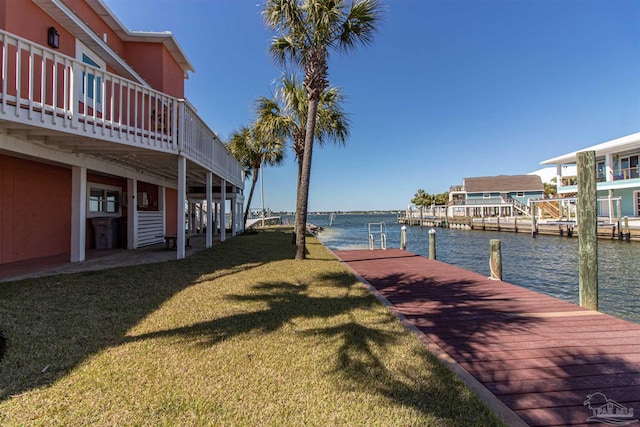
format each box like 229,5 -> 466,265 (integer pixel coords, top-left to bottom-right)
227,124 -> 285,226
256,74 -> 350,195
411,189 -> 430,226
264,0 -> 383,260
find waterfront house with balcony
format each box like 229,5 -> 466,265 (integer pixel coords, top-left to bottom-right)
540,132 -> 640,218
0,0 -> 244,267
448,175 -> 544,218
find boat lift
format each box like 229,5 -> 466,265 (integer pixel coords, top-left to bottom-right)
368,222 -> 387,250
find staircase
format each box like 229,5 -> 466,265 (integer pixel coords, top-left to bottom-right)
511,198 -> 530,216
537,201 -> 560,219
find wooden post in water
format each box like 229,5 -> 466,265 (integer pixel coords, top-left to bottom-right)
530,208 -> 537,238
608,189 -> 615,225
445,206 -> 449,228
624,216 -> 630,241
428,228 -> 436,259
617,199 -> 623,240
559,200 -> 563,221
489,239 -> 502,280
577,151 -> 598,310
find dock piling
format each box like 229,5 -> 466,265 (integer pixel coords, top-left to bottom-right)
577,151 -> 598,311
428,228 -> 436,259
624,217 -> 631,241
489,239 -> 502,280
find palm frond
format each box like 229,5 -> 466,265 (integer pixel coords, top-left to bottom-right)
335,0 -> 384,53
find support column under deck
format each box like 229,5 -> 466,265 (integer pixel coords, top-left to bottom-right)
231,195 -> 237,237
127,178 -> 138,249
177,156 -> 187,259
206,172 -> 213,248
70,166 -> 86,262
220,179 -> 226,242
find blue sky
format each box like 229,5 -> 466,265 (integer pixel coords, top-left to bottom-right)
105,0 -> 640,212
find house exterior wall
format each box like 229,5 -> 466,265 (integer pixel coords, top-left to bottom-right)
541,132 -> 640,217
0,155 -> 71,264
0,0 -> 183,94
1,1 -> 73,57
123,42 -> 185,98
0,0 -> 5,28
0,1 -> 243,267
597,188 -> 637,217
62,0 -> 126,65
466,191 -> 543,203
162,47 -> 186,98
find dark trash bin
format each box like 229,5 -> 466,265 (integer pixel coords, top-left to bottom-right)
91,217 -> 119,249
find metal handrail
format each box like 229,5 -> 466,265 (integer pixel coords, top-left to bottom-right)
368,222 -> 387,250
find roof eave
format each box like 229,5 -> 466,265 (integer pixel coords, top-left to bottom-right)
34,0 -> 149,86
540,132 -> 640,165
88,0 -> 195,75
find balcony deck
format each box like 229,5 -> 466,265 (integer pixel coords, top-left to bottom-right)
0,29 -> 242,189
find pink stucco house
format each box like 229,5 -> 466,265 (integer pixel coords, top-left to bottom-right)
0,0 -> 245,266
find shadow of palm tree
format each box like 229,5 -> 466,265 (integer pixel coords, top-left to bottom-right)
0,230 -> 296,401
121,272 -> 506,424
123,278 -> 380,348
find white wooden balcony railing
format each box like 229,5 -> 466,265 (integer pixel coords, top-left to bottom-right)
0,29 -> 242,188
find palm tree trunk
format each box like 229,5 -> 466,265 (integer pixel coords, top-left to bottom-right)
295,98 -> 320,260
244,170 -> 259,226
294,158 -> 303,246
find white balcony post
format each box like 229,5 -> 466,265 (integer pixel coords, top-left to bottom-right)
231,195 -> 237,237
605,153 -> 614,182
220,179 -> 226,242
70,166 -> 86,262
206,172 -> 213,248
556,164 -> 563,189
177,156 -> 187,259
127,178 -> 137,249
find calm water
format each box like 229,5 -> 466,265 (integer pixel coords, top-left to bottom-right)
299,213 -> 640,324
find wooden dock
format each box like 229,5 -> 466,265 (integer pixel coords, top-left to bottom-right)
333,249 -> 640,427
397,217 -> 640,241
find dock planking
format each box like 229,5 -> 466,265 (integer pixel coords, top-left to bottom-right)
333,248 -> 640,427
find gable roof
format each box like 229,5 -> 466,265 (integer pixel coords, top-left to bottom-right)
463,175 -> 543,193
88,0 -> 195,75
34,0 -> 195,85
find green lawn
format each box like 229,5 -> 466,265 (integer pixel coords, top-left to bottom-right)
0,228 -> 504,426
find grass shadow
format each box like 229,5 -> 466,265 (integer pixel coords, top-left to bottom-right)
0,229 -> 296,401
121,268 -> 505,425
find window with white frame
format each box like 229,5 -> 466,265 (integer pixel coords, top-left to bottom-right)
88,184 -> 121,217
516,192 -> 525,198
75,41 -> 105,110
483,193 -> 491,198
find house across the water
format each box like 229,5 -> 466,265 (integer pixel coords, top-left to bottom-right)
0,0 -> 245,267
540,132 -> 640,218
448,175 -> 544,218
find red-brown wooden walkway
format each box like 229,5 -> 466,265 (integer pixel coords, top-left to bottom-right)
333,249 -> 640,427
